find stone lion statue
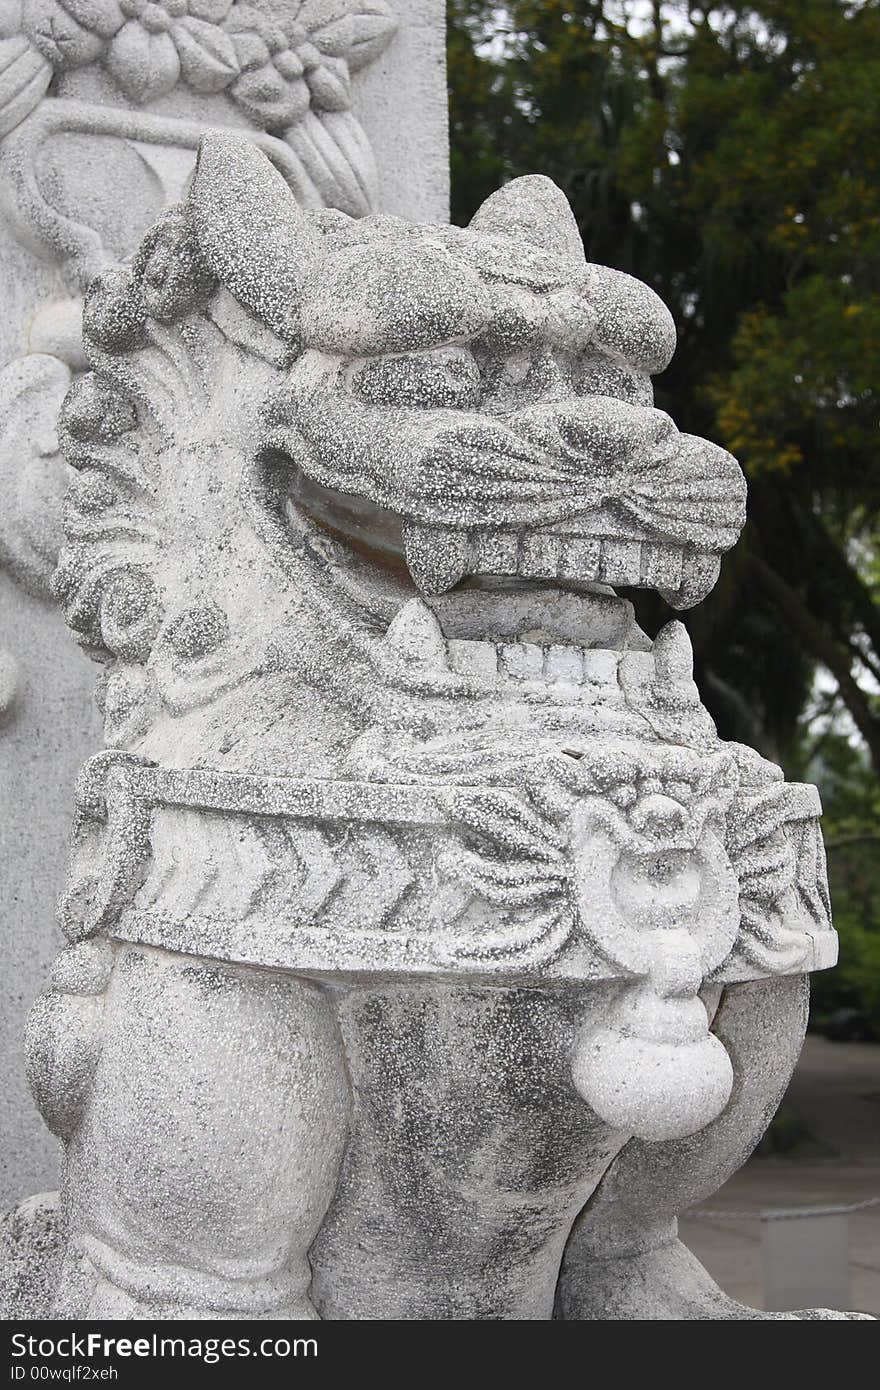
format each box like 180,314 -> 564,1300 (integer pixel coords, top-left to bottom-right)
3,134 -> 865,1320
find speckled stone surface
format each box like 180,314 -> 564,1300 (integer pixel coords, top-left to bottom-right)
0,0 -> 449,1211
2,136 -> 864,1320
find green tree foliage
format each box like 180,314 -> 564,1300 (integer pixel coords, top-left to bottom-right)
810,727 -> 880,1021
448,0 -> 880,763
448,0 -> 880,1017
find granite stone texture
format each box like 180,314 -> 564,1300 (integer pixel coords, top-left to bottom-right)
0,0 -> 449,1210
1,130 -> 867,1319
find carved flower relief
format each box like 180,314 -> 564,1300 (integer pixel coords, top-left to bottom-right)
226,5 -> 344,131
8,0 -> 395,120
0,5 -> 52,139
104,2 -> 238,107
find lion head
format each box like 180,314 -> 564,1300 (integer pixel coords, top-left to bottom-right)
55,135 -> 744,767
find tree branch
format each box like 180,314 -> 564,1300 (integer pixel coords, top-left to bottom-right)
797,505 -> 880,659
746,554 -> 880,775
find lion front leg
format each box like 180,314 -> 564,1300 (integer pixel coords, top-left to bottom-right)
310,979 -> 629,1321
556,975 -> 869,1320
29,942 -> 349,1320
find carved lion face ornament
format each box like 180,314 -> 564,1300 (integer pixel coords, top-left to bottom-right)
53,136 -> 834,1145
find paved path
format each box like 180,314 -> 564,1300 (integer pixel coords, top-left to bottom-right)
679,1038 -> 880,1316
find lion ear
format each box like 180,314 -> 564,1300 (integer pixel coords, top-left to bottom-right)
468,175 -> 585,268
187,134 -> 320,342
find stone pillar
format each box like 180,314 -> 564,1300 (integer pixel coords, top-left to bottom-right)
0,0 -> 448,1210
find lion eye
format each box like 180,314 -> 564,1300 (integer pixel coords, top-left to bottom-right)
348,346 -> 482,409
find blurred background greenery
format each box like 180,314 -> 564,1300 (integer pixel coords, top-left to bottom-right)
447,0 -> 880,1030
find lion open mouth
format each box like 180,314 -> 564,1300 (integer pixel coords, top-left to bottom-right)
270,358 -> 744,619
283,467 -> 700,712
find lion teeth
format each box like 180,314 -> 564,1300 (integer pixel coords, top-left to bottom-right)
519,533 -> 561,579
582,649 -> 620,684
661,552 -> 721,609
444,635 -> 695,690
560,536 -> 601,579
653,620 -> 694,683
641,542 -> 683,589
470,531 -> 518,574
385,598 -> 448,666
545,644 -> 584,682
447,639 -> 498,678
619,650 -> 655,684
389,625 -> 697,696
599,539 -> 642,585
500,642 -> 543,680
447,638 -> 625,688
464,529 -> 714,601
402,520 -> 470,594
